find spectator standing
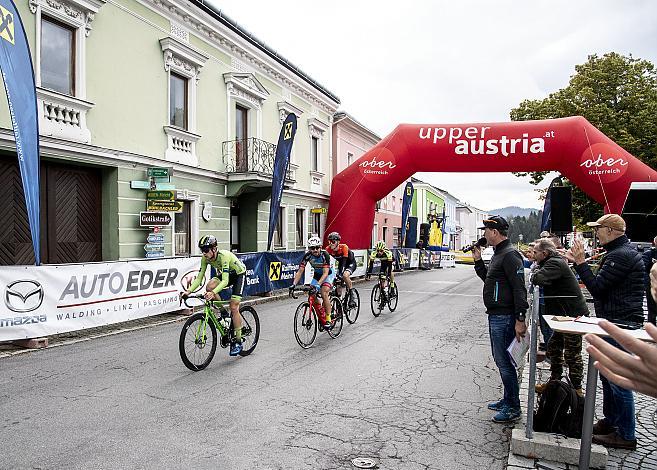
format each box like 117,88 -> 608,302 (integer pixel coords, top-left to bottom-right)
473,216 -> 528,423
641,235 -> 657,325
564,214 -> 644,450
530,238 -> 588,396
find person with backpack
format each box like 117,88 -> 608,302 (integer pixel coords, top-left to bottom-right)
530,238 -> 588,397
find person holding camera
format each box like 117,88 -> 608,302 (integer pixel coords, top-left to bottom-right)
473,216 -> 528,423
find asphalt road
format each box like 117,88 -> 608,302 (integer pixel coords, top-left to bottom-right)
1,265 -> 514,470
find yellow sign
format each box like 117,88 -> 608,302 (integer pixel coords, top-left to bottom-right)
0,6 -> 15,45
269,261 -> 281,281
310,207 -> 327,214
147,200 -> 183,213
284,122 -> 292,140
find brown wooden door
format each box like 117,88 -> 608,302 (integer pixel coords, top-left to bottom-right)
0,156 -> 37,265
46,163 -> 102,264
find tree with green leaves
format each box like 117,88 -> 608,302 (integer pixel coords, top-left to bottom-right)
510,52 -> 657,225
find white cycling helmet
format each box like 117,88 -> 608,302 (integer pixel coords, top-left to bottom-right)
307,236 -> 322,248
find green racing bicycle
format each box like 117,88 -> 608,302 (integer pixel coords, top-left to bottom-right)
179,294 -> 260,371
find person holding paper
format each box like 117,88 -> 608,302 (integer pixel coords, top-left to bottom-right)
473,216 -> 528,424
564,213 -> 644,450
530,238 -> 588,396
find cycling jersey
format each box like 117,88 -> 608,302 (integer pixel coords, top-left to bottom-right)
300,250 -> 335,286
326,243 -> 356,274
188,249 -> 247,295
367,248 -> 393,276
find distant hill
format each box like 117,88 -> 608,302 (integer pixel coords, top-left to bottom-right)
488,206 -> 541,218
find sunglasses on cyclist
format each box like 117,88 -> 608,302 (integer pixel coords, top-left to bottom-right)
310,246 -> 321,251
201,246 -> 213,253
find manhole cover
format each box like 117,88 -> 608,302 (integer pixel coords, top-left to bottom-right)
351,457 -> 377,469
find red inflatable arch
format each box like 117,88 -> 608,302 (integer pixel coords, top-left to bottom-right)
326,116 -> 657,249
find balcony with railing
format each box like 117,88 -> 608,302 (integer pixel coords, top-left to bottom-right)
222,137 -> 294,198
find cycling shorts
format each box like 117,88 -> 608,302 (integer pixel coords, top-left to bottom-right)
378,259 -> 393,277
311,270 -> 335,289
211,270 -> 245,301
341,259 -> 357,275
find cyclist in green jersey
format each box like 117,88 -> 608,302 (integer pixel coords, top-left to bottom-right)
366,240 -> 395,286
182,235 -> 247,356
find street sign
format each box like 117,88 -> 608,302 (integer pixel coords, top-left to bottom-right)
146,190 -> 175,201
144,243 -> 165,252
131,181 -> 175,190
147,233 -> 165,243
147,167 -> 172,178
145,251 -> 165,259
147,200 -> 183,213
311,207 -> 327,214
140,211 -> 172,227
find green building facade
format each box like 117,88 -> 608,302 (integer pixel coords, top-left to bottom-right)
0,0 -> 339,264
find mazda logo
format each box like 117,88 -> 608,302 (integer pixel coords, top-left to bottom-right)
5,280 -> 44,313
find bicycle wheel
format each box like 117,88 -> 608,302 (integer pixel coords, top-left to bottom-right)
294,302 -> 317,348
388,284 -> 399,312
179,312 -> 217,371
238,306 -> 260,356
327,297 -> 343,338
344,288 -> 360,324
371,285 -> 383,317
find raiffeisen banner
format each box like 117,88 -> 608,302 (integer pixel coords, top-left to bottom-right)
0,0 -> 41,264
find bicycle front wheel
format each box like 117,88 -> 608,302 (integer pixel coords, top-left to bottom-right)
371,285 -> 383,317
388,284 -> 399,312
344,288 -> 360,324
294,302 -> 317,348
179,312 -> 217,371
238,306 -> 260,356
327,297 -> 343,338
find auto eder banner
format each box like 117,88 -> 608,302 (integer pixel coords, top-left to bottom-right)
0,257 -> 198,341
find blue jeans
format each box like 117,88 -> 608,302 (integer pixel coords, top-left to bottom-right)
488,314 -> 520,410
600,337 -> 636,441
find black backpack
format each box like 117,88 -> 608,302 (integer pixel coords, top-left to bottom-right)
533,379 -> 584,438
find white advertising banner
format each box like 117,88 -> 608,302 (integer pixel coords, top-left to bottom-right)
440,252 -> 456,268
352,250 -> 369,277
0,257 -> 199,341
410,249 -> 420,268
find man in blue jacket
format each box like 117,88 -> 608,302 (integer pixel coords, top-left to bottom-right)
565,213 -> 644,450
473,216 -> 528,423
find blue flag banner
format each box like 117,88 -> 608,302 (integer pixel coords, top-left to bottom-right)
541,187 -> 552,232
399,181 -> 414,247
267,113 -> 298,251
0,0 -> 40,264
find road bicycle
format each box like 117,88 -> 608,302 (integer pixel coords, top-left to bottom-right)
290,285 -> 344,348
369,272 -> 399,317
179,294 -> 260,371
330,276 -> 360,324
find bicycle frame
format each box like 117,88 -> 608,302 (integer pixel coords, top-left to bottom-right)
185,295 -> 231,340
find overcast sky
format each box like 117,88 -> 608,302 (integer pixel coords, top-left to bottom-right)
208,0 -> 657,211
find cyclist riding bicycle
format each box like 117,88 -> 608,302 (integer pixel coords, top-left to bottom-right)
290,236 -> 335,328
182,235 -> 246,356
325,231 -> 358,308
366,241 -> 395,287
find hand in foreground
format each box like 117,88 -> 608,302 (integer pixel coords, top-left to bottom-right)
472,245 -> 482,261
585,321 -> 657,399
515,319 -> 527,342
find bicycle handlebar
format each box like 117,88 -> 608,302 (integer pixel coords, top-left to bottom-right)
289,285 -> 317,300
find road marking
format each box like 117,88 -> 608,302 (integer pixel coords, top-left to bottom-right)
398,290 -> 479,297
427,281 -> 460,284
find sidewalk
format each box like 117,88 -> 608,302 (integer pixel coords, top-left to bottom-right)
507,349 -> 657,469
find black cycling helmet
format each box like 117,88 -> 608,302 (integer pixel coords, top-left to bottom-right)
198,235 -> 218,251
328,232 -> 341,241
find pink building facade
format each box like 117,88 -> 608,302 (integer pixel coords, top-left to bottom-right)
332,112 -> 406,248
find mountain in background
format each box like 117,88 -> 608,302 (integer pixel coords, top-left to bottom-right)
488,206 -> 541,218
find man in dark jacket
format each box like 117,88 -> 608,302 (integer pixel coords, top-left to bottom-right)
641,236 -> 657,325
531,238 -> 588,396
473,216 -> 528,423
565,213 -> 644,450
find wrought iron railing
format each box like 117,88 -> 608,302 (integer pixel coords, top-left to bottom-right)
222,137 -> 279,174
